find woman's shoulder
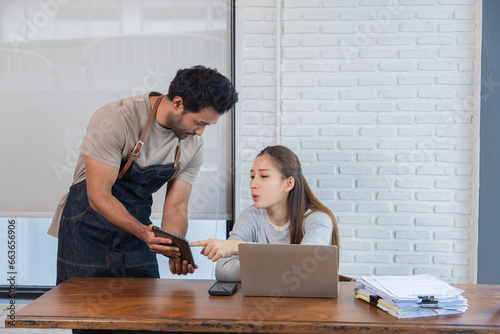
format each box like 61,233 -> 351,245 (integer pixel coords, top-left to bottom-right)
304,209 -> 332,225
237,205 -> 267,222
230,206 -> 268,241
240,205 -> 263,213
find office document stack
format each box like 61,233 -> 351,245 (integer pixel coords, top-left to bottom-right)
354,274 -> 468,318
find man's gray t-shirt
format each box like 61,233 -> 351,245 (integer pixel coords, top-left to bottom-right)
48,92 -> 204,237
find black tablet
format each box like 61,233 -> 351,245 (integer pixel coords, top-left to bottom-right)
152,225 -> 196,266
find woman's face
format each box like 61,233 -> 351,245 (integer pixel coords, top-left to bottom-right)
250,154 -> 291,210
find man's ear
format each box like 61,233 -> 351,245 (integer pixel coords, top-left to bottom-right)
285,176 -> 295,192
172,96 -> 184,112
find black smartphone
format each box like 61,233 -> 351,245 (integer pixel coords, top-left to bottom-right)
208,282 -> 238,296
152,225 -> 196,266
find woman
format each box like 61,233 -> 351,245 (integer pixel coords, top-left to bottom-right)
191,145 -> 340,282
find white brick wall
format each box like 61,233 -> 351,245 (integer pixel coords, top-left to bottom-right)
235,0 -> 480,283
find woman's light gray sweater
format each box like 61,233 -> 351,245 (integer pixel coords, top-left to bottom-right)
215,205 -> 334,282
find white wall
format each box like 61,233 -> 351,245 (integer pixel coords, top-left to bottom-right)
234,0 -> 481,284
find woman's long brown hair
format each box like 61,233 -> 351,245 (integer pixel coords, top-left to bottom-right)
256,145 -> 340,250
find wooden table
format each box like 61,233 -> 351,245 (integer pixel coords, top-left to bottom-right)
6,278 -> 500,333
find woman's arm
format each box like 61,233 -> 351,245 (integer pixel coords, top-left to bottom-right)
190,238 -> 243,261
301,211 -> 334,245
191,207 -> 261,281
215,255 -> 242,282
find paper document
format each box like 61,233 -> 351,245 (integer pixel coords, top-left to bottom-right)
355,274 -> 468,319
371,274 -> 464,300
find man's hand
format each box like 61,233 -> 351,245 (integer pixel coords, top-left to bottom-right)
141,224 -> 181,258
169,258 -> 197,275
161,178 -> 196,276
190,239 -> 243,262
141,225 -> 198,275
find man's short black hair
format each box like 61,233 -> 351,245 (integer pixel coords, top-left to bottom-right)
167,65 -> 238,115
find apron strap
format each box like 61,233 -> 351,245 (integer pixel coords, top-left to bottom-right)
118,95 -> 164,179
174,140 -> 181,170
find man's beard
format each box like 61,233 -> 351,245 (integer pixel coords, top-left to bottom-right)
166,113 -> 193,139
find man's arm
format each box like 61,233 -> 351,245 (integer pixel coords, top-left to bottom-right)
84,156 -> 180,258
161,178 -> 198,275
161,178 -> 192,235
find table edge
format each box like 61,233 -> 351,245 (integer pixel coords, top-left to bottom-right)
7,316 -> 500,333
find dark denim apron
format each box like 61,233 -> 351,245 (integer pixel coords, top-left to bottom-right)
56,159 -> 176,285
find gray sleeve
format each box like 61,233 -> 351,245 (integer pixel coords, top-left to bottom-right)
79,107 -> 126,168
215,255 -> 241,282
300,211 -> 334,245
215,207 -> 259,282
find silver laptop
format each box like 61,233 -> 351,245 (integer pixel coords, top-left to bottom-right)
238,243 -> 339,298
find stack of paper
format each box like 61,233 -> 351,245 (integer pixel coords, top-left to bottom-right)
354,274 -> 468,318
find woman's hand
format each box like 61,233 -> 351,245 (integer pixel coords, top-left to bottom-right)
190,239 -> 243,261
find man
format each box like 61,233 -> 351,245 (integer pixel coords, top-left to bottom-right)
49,65 -> 238,284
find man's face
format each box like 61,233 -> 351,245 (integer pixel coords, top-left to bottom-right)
167,107 -> 220,140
